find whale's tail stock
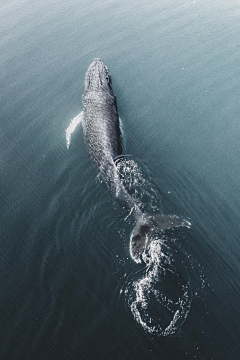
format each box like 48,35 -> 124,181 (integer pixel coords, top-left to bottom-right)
102,159 -> 191,264
107,165 -> 191,263
130,214 -> 191,264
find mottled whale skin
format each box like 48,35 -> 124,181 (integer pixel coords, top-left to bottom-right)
82,58 -> 142,219
82,58 -> 122,171
82,59 -> 188,263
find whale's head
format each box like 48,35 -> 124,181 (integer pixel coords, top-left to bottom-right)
84,58 -> 112,93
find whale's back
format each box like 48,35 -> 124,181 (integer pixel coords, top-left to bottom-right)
82,90 -> 122,169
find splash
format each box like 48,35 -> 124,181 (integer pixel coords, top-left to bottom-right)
128,238 -> 192,336
116,159 -> 160,215
65,112 -> 83,149
116,159 -> 192,336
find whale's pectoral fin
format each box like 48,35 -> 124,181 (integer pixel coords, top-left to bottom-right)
66,111 -> 84,149
130,215 -> 191,264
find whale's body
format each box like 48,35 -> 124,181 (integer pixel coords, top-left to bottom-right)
82,58 -> 122,171
82,59 -> 189,263
82,58 -> 142,222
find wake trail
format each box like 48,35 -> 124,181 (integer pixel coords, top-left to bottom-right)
116,159 -> 192,336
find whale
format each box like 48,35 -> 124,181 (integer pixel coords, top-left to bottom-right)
82,58 -> 142,220
82,58 -> 189,263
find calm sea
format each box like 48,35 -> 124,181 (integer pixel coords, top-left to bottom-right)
1,0 -> 240,359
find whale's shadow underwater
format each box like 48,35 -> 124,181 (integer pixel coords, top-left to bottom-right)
67,58 -> 193,336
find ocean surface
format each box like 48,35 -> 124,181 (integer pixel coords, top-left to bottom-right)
1,0 -> 240,359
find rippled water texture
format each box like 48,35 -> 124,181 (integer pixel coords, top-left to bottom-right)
1,0 -> 240,359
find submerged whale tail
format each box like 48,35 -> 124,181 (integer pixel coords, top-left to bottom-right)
109,159 -> 190,264
130,214 -> 191,264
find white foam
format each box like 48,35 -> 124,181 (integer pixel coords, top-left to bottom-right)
116,159 -> 160,214
129,240 -> 192,337
65,112 -> 83,149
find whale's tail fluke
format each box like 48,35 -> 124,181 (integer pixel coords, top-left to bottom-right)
130,214 -> 191,264
104,159 -> 191,264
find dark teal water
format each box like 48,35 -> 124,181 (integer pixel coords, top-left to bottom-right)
1,0 -> 240,359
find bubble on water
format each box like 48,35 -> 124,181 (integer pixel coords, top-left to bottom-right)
127,238 -> 192,336
116,159 -> 160,214
116,159 -> 193,336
